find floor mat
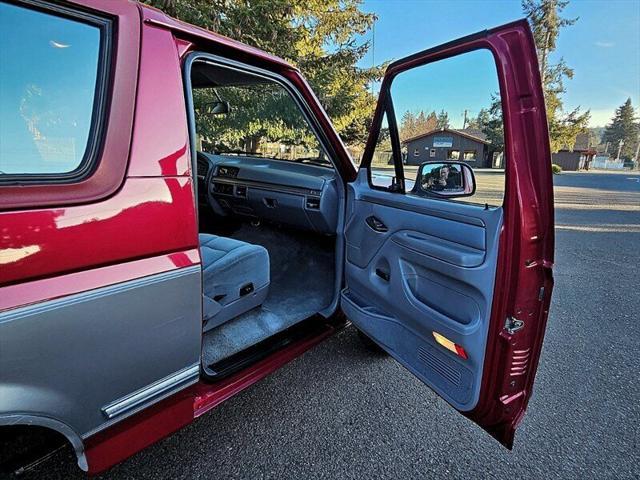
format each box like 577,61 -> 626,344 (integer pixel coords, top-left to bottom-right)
202,223 -> 335,366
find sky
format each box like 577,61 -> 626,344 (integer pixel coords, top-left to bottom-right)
358,0 -> 640,128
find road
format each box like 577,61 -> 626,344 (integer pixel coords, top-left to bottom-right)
29,171 -> 640,479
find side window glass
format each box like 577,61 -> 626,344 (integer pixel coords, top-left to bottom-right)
370,49 -> 505,207
0,2 -> 102,177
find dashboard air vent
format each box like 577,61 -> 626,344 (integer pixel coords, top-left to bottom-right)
306,196 -> 321,210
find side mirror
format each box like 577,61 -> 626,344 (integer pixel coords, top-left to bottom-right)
201,101 -> 230,116
413,161 -> 476,198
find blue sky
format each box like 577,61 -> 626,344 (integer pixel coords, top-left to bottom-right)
359,0 -> 640,127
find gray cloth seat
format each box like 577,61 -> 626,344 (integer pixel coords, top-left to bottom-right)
199,233 -> 270,331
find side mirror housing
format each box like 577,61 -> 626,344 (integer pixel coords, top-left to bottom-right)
202,100 -> 230,116
413,161 -> 476,198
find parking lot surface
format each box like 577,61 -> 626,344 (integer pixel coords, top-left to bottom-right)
30,171 -> 640,480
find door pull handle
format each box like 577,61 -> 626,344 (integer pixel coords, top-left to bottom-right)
366,216 -> 388,232
375,269 -> 390,281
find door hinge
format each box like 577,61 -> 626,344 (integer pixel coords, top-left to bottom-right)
504,316 -> 524,335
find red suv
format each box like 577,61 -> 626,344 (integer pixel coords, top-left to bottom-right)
0,0 -> 554,475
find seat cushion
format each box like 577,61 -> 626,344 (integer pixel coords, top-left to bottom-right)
199,234 -> 269,330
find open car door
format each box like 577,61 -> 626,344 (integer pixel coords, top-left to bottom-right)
341,19 -> 554,448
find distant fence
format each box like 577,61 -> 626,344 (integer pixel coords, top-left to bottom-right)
371,151 -> 393,168
592,156 -> 625,170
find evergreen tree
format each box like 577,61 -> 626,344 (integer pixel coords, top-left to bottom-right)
399,110 -> 437,142
144,0 -> 383,147
467,108 -> 491,130
603,98 -> 639,159
468,95 -> 504,152
522,0 -> 590,152
426,111 -> 438,130
436,109 -> 450,129
484,94 -> 505,151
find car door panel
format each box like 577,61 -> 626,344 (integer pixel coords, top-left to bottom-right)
391,231 -> 485,268
342,20 -> 553,447
343,172 -> 503,410
346,192 -> 488,269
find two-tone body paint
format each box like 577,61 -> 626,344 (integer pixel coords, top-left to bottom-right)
0,3 -> 202,470
0,0 -> 553,474
0,2 -> 352,472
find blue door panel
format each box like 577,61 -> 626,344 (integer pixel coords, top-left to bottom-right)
342,170 -> 502,411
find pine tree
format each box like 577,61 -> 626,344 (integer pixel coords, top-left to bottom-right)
426,111 -> 438,131
485,95 -> 505,151
399,110 -> 438,142
522,0 -> 590,152
468,96 -> 504,152
436,110 -> 450,129
144,0 -> 383,147
467,108 -> 491,130
603,98 -> 639,160
400,111 -> 417,142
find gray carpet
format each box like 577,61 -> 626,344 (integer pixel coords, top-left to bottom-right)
202,224 -> 335,366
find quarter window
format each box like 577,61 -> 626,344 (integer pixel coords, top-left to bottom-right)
0,1 -> 103,177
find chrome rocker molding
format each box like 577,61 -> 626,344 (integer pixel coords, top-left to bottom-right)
101,363 -> 200,419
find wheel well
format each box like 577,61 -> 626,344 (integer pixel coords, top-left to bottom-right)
0,418 -> 87,474
0,425 -> 68,475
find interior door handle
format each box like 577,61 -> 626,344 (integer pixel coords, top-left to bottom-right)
375,268 -> 390,281
366,216 -> 388,232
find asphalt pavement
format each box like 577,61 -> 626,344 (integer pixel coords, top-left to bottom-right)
28,170 -> 640,480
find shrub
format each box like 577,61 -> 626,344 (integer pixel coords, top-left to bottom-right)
551,164 -> 562,174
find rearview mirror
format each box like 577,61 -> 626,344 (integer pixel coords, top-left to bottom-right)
413,161 -> 476,198
201,101 -> 230,116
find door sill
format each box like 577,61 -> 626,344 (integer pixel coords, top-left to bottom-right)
201,313 -> 346,382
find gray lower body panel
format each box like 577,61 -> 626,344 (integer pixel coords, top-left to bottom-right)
0,265 -> 202,438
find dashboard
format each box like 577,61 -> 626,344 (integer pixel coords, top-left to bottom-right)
197,153 -> 339,234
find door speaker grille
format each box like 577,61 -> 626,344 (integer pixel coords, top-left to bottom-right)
418,346 -> 462,386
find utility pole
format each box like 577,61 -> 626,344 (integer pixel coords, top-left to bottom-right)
616,139 -> 624,161
634,132 -> 640,169
462,109 -> 468,129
